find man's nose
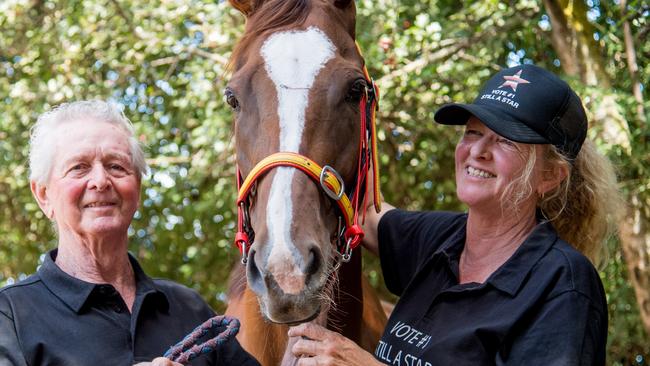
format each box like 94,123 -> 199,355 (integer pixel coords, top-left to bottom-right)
88,165 -> 111,191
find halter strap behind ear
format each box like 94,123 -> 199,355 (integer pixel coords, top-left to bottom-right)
356,41 -> 382,214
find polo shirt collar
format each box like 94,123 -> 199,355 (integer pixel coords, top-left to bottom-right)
435,220 -> 467,279
38,249 -> 168,313
486,221 -> 558,296
431,218 -> 559,296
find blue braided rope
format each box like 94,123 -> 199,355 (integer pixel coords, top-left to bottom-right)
164,315 -> 240,364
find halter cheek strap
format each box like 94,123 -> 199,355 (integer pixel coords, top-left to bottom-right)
234,64 -> 381,265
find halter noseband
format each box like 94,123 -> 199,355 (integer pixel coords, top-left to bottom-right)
234,63 -> 381,265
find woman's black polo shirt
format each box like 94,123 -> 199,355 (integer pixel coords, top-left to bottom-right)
375,210 -> 607,365
0,249 -> 259,366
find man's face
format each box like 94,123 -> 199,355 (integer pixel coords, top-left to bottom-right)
39,119 -> 140,239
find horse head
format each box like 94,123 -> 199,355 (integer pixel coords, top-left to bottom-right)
226,0 -> 378,325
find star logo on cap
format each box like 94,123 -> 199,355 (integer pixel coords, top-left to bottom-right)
499,70 -> 530,91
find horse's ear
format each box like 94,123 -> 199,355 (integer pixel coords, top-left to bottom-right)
228,0 -> 261,17
333,0 -> 353,8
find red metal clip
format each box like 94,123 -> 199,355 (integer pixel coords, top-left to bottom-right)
344,224 -> 365,251
234,232 -> 249,264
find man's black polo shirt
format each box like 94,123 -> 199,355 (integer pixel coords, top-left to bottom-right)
0,250 -> 259,366
375,210 -> 607,365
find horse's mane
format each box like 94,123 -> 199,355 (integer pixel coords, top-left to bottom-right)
230,0 -> 311,68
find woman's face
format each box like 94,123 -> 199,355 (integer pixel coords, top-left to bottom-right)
38,119 -> 140,238
455,117 -> 544,212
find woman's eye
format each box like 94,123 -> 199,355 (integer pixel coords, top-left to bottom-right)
345,79 -> 367,103
498,138 -> 515,146
224,88 -> 240,111
464,129 -> 481,136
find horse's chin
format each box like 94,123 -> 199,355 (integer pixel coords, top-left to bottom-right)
264,306 -> 321,326
257,294 -> 323,325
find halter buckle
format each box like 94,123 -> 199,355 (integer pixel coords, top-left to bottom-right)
320,165 -> 345,201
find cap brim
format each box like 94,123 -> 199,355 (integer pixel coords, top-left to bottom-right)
434,103 -> 550,145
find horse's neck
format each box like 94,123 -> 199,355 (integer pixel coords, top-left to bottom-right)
326,247 -> 363,340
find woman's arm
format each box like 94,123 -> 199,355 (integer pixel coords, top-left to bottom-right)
361,201 -> 395,257
361,161 -> 395,256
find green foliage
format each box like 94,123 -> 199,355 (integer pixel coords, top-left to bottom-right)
1,0 -> 648,361
604,239 -> 649,365
0,0 -> 246,310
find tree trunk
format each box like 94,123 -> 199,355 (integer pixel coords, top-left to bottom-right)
543,0 -> 611,86
543,0 -> 650,335
542,0 -> 580,75
620,0 -> 647,126
619,197 -> 650,332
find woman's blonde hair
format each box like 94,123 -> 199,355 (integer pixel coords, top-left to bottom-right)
537,140 -> 624,266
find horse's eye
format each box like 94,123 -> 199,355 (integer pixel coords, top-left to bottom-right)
345,79 -> 367,103
224,88 -> 240,111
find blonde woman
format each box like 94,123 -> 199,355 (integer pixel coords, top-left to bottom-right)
288,64 -> 622,366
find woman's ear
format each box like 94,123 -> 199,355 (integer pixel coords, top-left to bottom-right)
537,162 -> 569,197
31,181 -> 54,220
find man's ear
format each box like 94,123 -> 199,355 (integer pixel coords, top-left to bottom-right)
31,181 -> 54,220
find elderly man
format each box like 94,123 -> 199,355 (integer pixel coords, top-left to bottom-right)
0,101 -> 259,365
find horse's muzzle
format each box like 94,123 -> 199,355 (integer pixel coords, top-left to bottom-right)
246,248 -> 327,323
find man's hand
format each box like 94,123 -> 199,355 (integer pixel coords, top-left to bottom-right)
133,357 -> 182,366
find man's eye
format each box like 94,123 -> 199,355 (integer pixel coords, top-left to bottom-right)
69,164 -> 85,171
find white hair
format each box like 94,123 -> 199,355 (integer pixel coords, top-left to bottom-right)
29,100 -> 147,184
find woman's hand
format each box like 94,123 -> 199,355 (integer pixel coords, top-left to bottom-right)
288,323 -> 383,366
133,357 -> 182,366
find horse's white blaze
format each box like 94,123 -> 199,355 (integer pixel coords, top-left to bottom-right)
261,27 -> 335,294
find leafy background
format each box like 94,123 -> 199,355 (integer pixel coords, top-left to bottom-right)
0,0 -> 648,363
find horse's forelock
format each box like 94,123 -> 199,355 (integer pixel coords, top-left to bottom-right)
229,0 -> 311,69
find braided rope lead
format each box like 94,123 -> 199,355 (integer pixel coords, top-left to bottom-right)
164,315 -> 241,364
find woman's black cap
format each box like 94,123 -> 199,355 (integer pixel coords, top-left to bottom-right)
434,64 -> 587,159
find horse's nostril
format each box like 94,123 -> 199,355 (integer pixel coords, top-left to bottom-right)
305,246 -> 323,278
246,249 -> 267,295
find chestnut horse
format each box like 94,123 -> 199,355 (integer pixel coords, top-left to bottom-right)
224,0 -> 387,365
